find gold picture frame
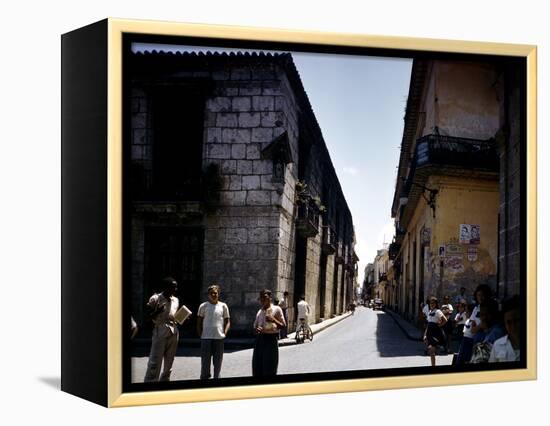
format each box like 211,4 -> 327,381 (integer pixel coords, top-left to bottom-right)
61,17 -> 537,407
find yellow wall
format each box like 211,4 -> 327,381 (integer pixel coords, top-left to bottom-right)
401,175 -> 498,316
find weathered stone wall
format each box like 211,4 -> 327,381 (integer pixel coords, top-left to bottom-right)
202,62 -> 291,332
130,217 -> 145,321
128,53 -> 357,334
130,86 -> 153,191
421,61 -> 500,140
335,263 -> 345,314
305,234 -> 322,321
324,255 -> 336,317
497,66 -> 522,299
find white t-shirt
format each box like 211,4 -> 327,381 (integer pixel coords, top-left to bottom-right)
427,309 -> 444,324
198,301 -> 230,339
297,300 -> 311,320
489,335 -> 520,362
422,304 -> 430,319
454,311 -> 468,326
463,305 -> 481,338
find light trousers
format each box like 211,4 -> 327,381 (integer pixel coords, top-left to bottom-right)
144,327 -> 179,382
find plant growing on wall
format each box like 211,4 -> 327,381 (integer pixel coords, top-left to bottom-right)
295,180 -> 310,204
295,181 -> 326,211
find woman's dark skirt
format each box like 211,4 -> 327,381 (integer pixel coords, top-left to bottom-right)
252,333 -> 279,377
426,322 -> 446,347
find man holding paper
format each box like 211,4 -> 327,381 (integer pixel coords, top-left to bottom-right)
197,284 -> 231,379
144,277 -> 189,382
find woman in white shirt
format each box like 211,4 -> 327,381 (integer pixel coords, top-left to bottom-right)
453,299 -> 468,338
423,297 -> 448,367
455,284 -> 492,364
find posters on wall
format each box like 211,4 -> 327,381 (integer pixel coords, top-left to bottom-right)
445,255 -> 464,272
459,224 -> 480,244
421,227 -> 431,245
467,247 -> 478,261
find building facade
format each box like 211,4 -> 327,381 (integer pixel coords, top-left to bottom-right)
389,58 -> 522,321
128,50 -> 357,336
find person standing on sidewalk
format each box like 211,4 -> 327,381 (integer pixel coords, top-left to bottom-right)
441,295 -> 454,354
197,284 -> 231,380
252,289 -> 286,377
144,277 -> 180,382
456,284 -> 492,364
279,291 -> 289,338
453,299 -> 468,340
296,295 -> 311,332
423,297 -> 448,367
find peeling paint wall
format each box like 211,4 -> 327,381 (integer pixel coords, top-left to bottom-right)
400,175 -> 499,319
421,61 -> 500,140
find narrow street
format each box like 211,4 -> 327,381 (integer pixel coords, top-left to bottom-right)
131,306 -> 452,382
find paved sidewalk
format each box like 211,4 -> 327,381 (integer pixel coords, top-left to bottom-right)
278,311 -> 353,346
384,309 -> 423,341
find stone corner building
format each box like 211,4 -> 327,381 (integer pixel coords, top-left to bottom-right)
128,51 -> 357,336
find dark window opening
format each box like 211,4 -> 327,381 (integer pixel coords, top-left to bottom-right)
152,86 -> 205,200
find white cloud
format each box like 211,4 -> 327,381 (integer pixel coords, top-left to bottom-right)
342,166 -> 359,176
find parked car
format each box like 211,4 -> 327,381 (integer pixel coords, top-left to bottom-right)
373,298 -> 384,311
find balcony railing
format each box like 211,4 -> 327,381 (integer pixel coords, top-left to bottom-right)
296,201 -> 320,238
400,133 -> 498,202
416,134 -> 498,170
388,241 -> 400,260
321,225 -> 337,254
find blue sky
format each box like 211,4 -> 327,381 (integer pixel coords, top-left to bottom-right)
291,52 -> 412,283
133,43 -> 412,285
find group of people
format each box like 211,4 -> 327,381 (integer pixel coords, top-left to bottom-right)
421,285 -> 521,367
141,277 -> 310,382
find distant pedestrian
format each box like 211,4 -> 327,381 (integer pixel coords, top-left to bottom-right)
453,299 -> 468,339
423,297 -> 448,367
296,295 -> 311,332
252,289 -> 286,377
441,295 -> 454,353
453,287 -> 468,306
421,297 -> 431,323
197,284 -> 230,380
421,297 -> 432,354
279,291 -> 289,338
144,277 -> 181,382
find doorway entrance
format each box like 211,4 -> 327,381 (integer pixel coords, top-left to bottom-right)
144,227 -> 203,337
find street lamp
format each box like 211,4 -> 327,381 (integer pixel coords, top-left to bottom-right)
401,178 -> 438,218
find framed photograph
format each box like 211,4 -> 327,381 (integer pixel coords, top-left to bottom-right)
61,18 -> 537,407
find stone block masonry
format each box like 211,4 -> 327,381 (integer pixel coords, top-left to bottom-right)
202,65 -> 296,333
128,53 -> 357,336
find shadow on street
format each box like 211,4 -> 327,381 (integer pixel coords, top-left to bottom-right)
374,311 -> 425,357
